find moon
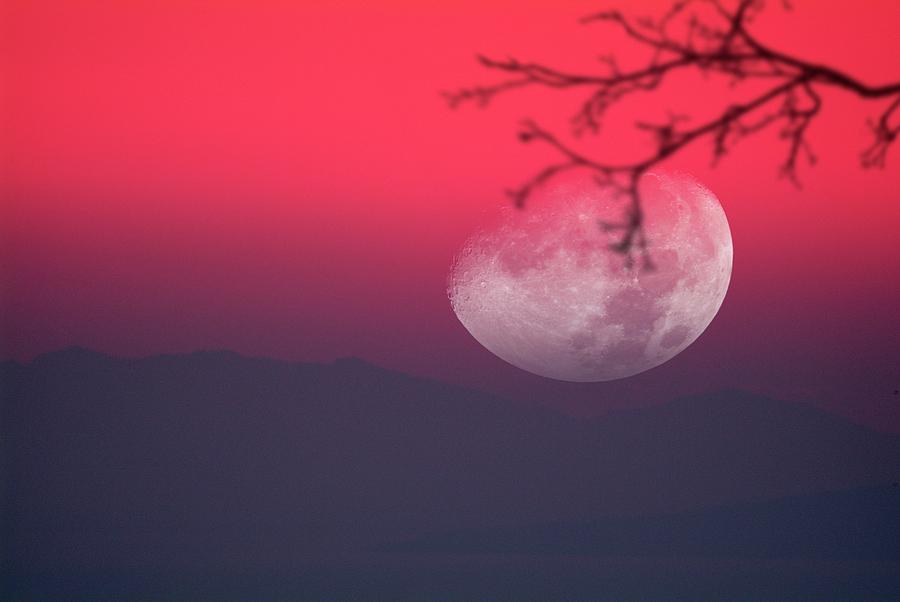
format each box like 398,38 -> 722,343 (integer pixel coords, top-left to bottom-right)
448,172 -> 733,382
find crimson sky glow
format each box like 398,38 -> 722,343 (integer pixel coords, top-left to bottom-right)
2,0 -> 898,429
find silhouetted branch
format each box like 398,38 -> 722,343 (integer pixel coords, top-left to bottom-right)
861,96 -> 900,168
445,0 -> 900,267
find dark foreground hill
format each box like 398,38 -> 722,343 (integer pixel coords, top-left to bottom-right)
2,348 -> 899,597
389,484 -> 900,560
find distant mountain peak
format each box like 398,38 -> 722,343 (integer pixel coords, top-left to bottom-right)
332,356 -> 370,367
330,356 -> 395,376
31,346 -> 112,365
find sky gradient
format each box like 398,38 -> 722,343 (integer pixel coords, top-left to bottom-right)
2,0 -> 898,429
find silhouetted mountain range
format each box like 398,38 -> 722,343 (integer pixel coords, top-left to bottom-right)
3,347 -> 900,576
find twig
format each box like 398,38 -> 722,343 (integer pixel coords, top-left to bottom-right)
445,0 -> 900,267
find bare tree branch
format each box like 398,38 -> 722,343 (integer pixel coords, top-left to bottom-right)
445,0 -> 900,267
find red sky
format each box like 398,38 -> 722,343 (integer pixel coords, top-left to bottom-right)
2,1 -> 898,429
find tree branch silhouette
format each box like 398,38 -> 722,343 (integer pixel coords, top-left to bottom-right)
445,0 -> 900,268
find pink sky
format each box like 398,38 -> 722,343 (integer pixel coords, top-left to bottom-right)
2,0 -> 898,428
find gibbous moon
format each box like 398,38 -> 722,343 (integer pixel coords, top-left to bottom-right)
448,172 -> 733,382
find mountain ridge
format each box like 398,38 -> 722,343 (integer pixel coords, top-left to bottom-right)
7,346 -> 891,434
3,347 -> 900,572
